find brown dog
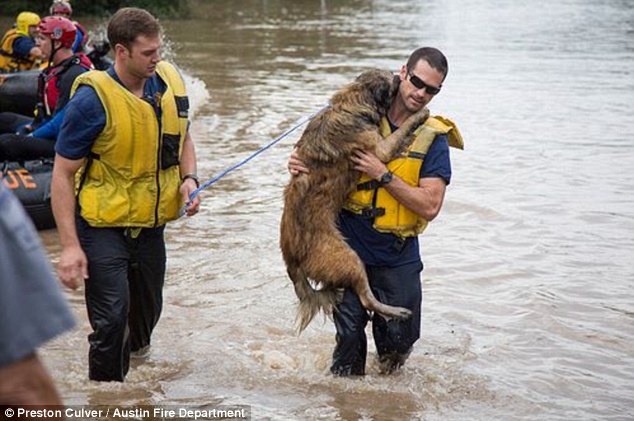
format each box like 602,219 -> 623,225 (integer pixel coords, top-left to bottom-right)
280,69 -> 429,332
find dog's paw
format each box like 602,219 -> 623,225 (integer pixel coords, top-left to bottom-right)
380,306 -> 412,321
394,307 -> 413,320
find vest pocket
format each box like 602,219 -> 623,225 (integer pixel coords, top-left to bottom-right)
161,133 -> 180,169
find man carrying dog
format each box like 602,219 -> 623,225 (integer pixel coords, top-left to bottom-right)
289,47 -> 463,376
51,7 -> 201,382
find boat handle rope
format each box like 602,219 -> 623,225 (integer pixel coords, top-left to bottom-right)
179,104 -> 329,217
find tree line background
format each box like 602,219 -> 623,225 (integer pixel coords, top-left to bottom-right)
2,0 -> 190,18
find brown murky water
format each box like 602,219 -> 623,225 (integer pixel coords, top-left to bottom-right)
4,0 -> 634,419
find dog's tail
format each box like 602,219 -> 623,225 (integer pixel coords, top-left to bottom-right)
288,266 -> 341,333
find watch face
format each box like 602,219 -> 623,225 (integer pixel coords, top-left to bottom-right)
380,171 -> 393,185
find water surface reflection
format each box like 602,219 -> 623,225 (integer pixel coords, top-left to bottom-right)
34,0 -> 634,419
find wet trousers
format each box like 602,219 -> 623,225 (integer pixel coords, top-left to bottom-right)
330,260 -> 423,376
77,217 -> 166,382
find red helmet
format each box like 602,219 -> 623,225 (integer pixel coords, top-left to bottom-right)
38,16 -> 77,49
50,1 -> 73,16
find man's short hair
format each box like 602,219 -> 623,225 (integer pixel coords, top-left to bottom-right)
107,7 -> 161,51
406,47 -> 449,81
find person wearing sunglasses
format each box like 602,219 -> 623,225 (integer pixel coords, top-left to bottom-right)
288,47 -> 464,376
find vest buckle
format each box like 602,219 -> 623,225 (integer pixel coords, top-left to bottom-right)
361,207 -> 385,218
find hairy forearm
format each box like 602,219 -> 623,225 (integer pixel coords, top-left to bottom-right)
51,159 -> 81,248
179,132 -> 197,176
0,353 -> 62,408
382,176 -> 446,221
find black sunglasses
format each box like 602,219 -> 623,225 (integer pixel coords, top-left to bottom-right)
407,72 -> 441,95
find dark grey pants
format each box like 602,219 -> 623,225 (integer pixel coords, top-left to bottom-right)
77,217 -> 166,382
330,260 -> 423,376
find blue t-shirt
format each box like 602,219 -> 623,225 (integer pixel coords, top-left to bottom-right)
338,133 -> 452,267
72,27 -> 84,53
56,66 -> 166,159
0,184 -> 75,366
12,35 -> 35,58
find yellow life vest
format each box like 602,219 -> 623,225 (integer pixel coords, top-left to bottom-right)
343,115 -> 464,238
72,61 -> 189,228
0,29 -> 39,72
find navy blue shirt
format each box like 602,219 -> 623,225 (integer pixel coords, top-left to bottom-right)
338,133 -> 452,267
56,66 -> 166,159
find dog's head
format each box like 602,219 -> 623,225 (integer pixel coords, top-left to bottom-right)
354,69 -> 399,115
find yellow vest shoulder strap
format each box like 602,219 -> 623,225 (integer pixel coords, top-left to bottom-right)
71,69 -> 110,96
381,115 -> 464,156
427,115 -> 464,150
156,61 -> 186,96
404,115 -> 463,158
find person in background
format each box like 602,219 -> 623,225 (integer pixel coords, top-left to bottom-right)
0,182 -> 75,414
49,0 -> 113,70
52,7 -> 201,382
50,0 -> 89,54
0,16 -> 93,162
288,47 -> 463,376
0,12 -> 43,73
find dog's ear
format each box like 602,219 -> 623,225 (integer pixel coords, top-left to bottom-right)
372,71 -> 395,113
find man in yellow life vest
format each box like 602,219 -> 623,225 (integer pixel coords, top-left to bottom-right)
289,47 -> 463,376
51,7 -> 201,382
0,12 -> 43,73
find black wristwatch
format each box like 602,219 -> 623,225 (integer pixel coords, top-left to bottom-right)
181,173 -> 200,188
378,171 -> 394,186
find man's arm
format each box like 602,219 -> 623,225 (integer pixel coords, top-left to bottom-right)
0,353 -> 63,410
384,175 -> 446,221
30,108 -> 66,140
351,150 -> 447,221
178,132 -> 201,216
51,154 -> 88,289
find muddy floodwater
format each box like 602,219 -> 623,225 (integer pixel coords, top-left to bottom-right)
8,0 -> 634,419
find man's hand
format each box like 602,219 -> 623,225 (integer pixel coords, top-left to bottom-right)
351,150 -> 388,180
180,178 -> 201,217
57,245 -> 88,290
30,46 -> 43,60
288,148 -> 309,175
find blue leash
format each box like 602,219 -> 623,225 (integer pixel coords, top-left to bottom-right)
179,104 -> 329,216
